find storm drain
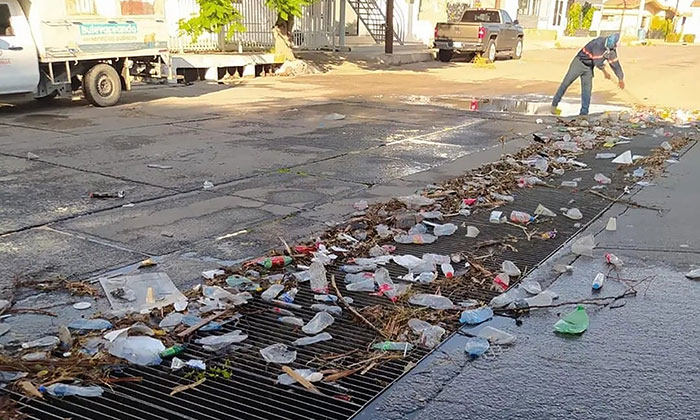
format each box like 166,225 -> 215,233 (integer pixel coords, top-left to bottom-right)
9,133 -> 668,420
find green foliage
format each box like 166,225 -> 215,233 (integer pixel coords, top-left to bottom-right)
665,32 -> 681,43
178,0 -> 245,43
565,3 -> 582,36
683,34 -> 696,43
648,16 -> 672,39
582,3 -> 594,30
264,0 -> 315,21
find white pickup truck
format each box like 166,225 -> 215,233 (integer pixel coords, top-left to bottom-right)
0,0 -> 170,106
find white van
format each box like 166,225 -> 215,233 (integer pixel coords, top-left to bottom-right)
0,0 -> 169,106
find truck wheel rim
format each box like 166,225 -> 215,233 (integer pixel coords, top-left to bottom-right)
489,45 -> 496,61
97,74 -> 114,97
516,41 -> 522,57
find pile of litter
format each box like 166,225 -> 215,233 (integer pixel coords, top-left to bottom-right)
0,107 -> 697,412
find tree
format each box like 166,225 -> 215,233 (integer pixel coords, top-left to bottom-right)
265,0 -> 316,61
565,3 -> 582,36
178,0 -> 245,47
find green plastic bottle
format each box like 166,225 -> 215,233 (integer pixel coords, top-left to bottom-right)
159,344 -> 186,358
553,305 -> 589,334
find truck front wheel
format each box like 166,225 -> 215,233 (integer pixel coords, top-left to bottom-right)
486,40 -> 497,63
84,64 -> 122,107
438,49 -> 453,62
512,39 -> 523,60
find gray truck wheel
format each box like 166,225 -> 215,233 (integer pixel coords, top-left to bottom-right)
512,39 -> 523,60
486,40 -> 497,63
84,64 -> 122,107
438,49 -> 453,62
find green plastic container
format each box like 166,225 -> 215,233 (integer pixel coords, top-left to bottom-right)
553,305 -> 589,334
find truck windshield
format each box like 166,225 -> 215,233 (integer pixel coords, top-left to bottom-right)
461,11 -> 500,23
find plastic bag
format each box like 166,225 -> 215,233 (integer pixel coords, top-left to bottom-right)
260,343 -> 297,364
309,262 -> 329,294
477,326 -> 516,345
108,336 -> 165,366
292,332 -> 333,346
459,306 -> 493,325
302,312 -> 334,335
464,337 -> 490,357
408,294 -> 453,310
195,330 -> 248,351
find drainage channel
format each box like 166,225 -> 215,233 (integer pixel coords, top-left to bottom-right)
9,131 -> 669,420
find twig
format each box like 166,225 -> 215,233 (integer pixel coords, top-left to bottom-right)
279,237 -> 293,257
346,354 -> 403,369
177,311 -> 226,338
323,368 -> 361,382
104,377 -> 143,384
505,221 -> 533,241
330,275 -> 388,339
170,378 -> 205,396
474,238 -> 518,250
587,190 -> 665,212
281,366 -> 321,394
360,362 -> 378,375
8,308 -> 57,317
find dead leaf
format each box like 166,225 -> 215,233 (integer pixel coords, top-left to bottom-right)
170,378 -> 205,396
17,381 -> 43,399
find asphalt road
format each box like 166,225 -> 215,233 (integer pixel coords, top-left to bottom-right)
0,89 -> 543,344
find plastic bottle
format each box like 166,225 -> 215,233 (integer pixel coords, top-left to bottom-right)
279,316 -> 304,327
605,253 -> 623,268
464,337 -> 490,357
346,278 -> 375,292
490,192 -> 514,202
524,292 -> 553,307
58,325 -> 73,352
592,273 -> 605,290
422,253 -> 451,265
459,306 -> 493,325
416,272 -> 437,283
594,173 -> 612,184
433,223 -> 458,237
108,336 -> 165,366
269,307 -> 295,317
441,263 -> 455,279
394,234 -> 438,245
553,264 -> 574,274
41,384 -> 104,398
686,269 -> 700,279
302,311 -> 334,334
408,319 -> 431,334
309,262 -> 329,294
255,256 -> 293,269
477,326 -> 517,345
292,332 -> 333,346
553,305 -> 589,334
510,211 -> 533,224
310,304 -> 342,315
261,284 -> 285,301
280,288 -> 298,303
420,326 -> 446,349
344,272 -> 374,284
372,341 -> 414,352
21,336 -> 60,349
408,294 -> 454,310
160,344 -> 186,358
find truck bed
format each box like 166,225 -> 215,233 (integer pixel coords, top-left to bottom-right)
434,22 -> 481,42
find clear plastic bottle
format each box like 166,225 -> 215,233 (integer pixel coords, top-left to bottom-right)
279,316 -> 304,327
408,294 -> 453,310
310,304 -> 342,315
292,332 -> 333,346
433,223 -> 458,237
592,273 -> 605,290
490,192 -> 515,202
261,284 -> 284,301
510,211 -> 533,224
441,263 -> 455,279
21,336 -> 60,349
309,262 -> 329,294
372,341 -> 414,351
459,306 -> 493,324
41,384 -> 104,398
605,253 -> 623,268
346,278 -> 375,292
280,287 -> 298,303
344,272 -> 374,284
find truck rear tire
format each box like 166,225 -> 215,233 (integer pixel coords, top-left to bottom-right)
512,39 -> 523,60
438,49 -> 453,62
486,40 -> 497,63
84,64 -> 122,107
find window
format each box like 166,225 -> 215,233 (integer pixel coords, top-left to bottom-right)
0,4 -> 14,37
502,11 -> 513,24
462,11 -> 500,23
120,0 -> 155,16
67,0 -> 97,15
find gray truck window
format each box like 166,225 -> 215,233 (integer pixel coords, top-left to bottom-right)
502,11 -> 513,24
0,4 -> 13,37
462,10 -> 500,23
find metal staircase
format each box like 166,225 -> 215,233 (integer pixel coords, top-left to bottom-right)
348,0 -> 404,45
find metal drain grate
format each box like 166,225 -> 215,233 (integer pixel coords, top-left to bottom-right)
8,134 -> 666,420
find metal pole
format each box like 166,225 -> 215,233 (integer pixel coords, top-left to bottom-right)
636,0 -> 645,31
339,0 -> 346,47
385,0 -> 394,54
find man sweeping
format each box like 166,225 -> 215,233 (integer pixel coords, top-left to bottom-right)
551,33 -> 625,116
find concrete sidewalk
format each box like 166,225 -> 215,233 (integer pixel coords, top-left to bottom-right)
357,132 -> 699,420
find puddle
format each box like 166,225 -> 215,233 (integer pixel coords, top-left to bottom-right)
419,95 -> 629,117
14,113 -> 94,130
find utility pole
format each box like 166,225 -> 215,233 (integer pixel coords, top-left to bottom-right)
385,0 -> 394,54
636,0 -> 645,34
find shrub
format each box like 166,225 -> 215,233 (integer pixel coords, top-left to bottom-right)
665,32 -> 681,42
683,34 -> 696,43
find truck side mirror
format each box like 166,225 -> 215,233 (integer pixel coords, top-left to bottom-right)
514,19 -> 519,25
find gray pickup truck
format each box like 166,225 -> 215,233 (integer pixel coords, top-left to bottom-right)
434,8 -> 524,63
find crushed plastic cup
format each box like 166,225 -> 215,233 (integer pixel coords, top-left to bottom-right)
260,343 -> 297,364
489,211 -> 504,224
501,261 -> 521,277
685,269 -> 700,279
592,273 -> 605,290
493,273 -> 510,291
612,150 -> 633,164
524,292 -> 553,307
477,326 -> 516,345
490,193 -> 514,203
466,226 -> 480,238
292,332 -> 333,346
278,369 -> 323,386
553,305 -> 589,334
521,280 -> 542,295
108,336 -> 165,366
459,306 -> 493,325
408,294 -> 454,310
534,204 -> 556,217
594,173 -> 612,184
262,284 -> 285,301
420,325 -> 446,349
375,224 -> 392,238
606,217 -> 617,232
408,319 -> 431,334
279,316 -> 304,327
464,337 -> 490,357
394,233 -> 437,245
195,330 -> 248,351
660,141 -> 672,151
571,234 -> 595,257
553,264 -> 574,274
564,208 -> 583,220
433,223 -> 458,237
302,312 -> 334,335
346,278 -> 375,292
309,262 -> 329,294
